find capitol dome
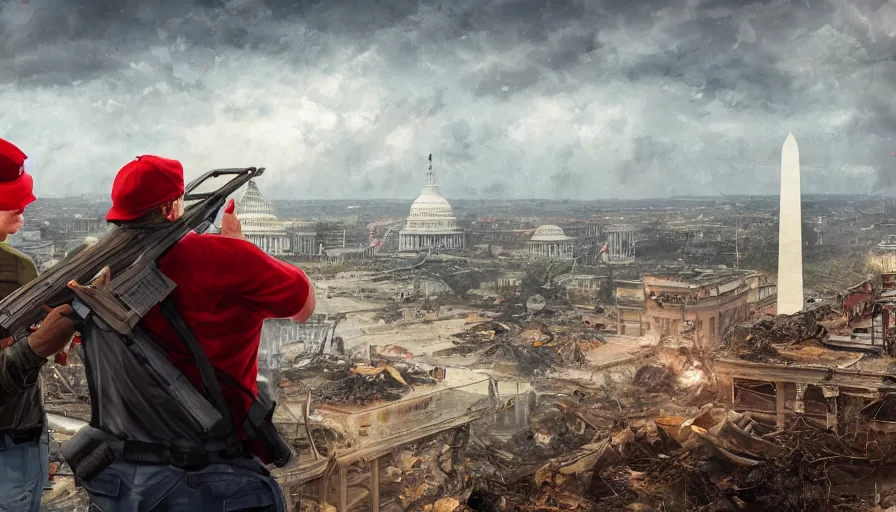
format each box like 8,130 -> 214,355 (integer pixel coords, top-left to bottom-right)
398,156 -> 465,252
403,168 -> 457,231
231,179 -> 317,257
531,225 -> 572,242
236,180 -> 277,220
408,182 -> 455,219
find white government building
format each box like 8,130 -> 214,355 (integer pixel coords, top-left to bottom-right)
527,225 -> 576,260
398,158 -> 465,252
236,180 -> 317,256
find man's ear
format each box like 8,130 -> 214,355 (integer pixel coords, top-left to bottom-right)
161,200 -> 178,222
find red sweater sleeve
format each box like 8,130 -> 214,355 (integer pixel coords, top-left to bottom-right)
208,236 -> 313,319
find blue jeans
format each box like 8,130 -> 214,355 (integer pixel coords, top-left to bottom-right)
82,461 -> 286,512
0,430 -> 49,512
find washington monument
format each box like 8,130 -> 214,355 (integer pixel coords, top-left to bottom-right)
777,133 -> 804,315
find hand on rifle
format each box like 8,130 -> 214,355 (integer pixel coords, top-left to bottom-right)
28,305 -> 76,358
220,199 -> 245,240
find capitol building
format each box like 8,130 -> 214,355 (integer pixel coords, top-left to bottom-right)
398,159 -> 465,252
235,180 -> 317,256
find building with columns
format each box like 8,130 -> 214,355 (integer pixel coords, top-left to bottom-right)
527,225 -> 576,259
236,180 -> 317,256
398,157 -> 465,252
602,225 -> 637,264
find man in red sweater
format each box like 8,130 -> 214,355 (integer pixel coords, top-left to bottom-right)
80,155 -> 314,511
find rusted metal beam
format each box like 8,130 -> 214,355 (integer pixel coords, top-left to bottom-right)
273,456 -> 331,486
714,359 -> 896,391
776,381 -> 786,430
370,456 -> 380,512
320,476 -> 329,507
827,397 -> 839,434
338,464 -> 348,512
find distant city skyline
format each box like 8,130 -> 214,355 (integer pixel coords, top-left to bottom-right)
2,0 -> 895,199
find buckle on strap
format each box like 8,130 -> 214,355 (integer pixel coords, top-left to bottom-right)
224,438 -> 244,458
122,440 -> 207,467
201,438 -> 244,459
167,450 -> 210,468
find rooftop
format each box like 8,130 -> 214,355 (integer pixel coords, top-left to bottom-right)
530,224 -> 574,242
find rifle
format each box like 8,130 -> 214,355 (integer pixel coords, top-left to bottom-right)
0,166 -> 265,340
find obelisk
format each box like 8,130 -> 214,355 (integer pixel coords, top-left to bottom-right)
777,133 -> 804,315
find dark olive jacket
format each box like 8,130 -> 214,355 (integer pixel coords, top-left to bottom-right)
0,243 -> 46,431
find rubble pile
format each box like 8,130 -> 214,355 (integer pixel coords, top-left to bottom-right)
588,409 -> 896,511
42,361 -> 90,405
455,320 -> 514,344
469,374 -> 896,512
474,338 -> 585,377
312,373 -> 409,406
721,305 -> 835,360
283,355 -> 439,407
463,358 -> 699,505
379,428 -> 471,510
451,317 -> 596,376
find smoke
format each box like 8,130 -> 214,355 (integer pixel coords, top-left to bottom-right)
1,0 -> 895,199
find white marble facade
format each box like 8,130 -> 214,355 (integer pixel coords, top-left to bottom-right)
527,225 -> 575,259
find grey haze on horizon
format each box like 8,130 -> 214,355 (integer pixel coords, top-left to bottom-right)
2,0 -> 896,201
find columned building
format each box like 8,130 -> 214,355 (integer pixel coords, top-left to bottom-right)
398,158 -> 465,252
528,225 -> 576,259
45,216 -> 105,235
236,180 -> 317,256
603,225 -> 637,264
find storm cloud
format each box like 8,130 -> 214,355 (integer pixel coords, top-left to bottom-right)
1,0 -> 896,200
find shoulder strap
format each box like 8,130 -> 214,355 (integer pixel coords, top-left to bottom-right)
213,366 -> 257,400
160,299 -> 234,437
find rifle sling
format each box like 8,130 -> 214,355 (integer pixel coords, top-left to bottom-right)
160,299 -> 234,435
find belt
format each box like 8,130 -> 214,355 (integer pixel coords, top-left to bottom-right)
63,427 -> 261,483
0,426 -> 44,446
121,439 -> 253,469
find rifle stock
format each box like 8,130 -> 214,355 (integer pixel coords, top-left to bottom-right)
0,166 -> 265,339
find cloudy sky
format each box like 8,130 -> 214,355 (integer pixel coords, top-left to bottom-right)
2,0 -> 896,200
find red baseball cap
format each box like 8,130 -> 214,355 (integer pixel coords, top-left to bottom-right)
106,155 -> 185,222
0,137 -> 36,211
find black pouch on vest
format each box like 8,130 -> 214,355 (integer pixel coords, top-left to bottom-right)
243,384 -> 294,468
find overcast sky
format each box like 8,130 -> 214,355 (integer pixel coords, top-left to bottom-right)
2,0 -> 896,200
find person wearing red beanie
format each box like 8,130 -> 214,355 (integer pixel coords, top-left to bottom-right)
104,155 -> 186,223
74,155 -> 314,511
0,137 -> 37,240
0,137 -> 76,512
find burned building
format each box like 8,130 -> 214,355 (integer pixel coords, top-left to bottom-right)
615,280 -> 646,336
616,269 -> 759,347
745,272 -> 778,315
